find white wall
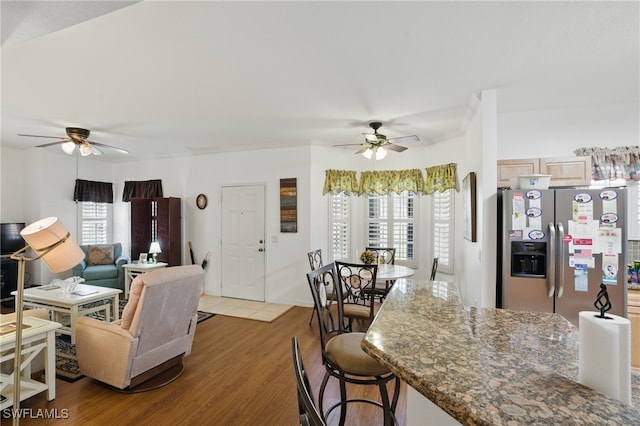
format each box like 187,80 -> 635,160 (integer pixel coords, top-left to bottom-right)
480,91 -> 498,308
497,101 -> 638,158
1,146 -> 26,222
459,97 -> 483,307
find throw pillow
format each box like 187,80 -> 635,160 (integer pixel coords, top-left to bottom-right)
87,245 -> 114,266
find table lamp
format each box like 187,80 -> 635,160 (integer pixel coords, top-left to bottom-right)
9,217 -> 84,425
149,241 -> 162,263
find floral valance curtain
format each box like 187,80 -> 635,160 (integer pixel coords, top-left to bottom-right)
424,163 -> 459,194
73,179 -> 113,203
574,146 -> 640,181
359,169 -> 425,195
322,169 -> 359,195
122,179 -> 164,202
324,166 -> 454,196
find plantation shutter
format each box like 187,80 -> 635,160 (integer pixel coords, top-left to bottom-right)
432,189 -> 453,273
392,192 -> 415,261
367,195 -> 388,249
329,193 -> 351,261
366,192 -> 416,264
81,202 -> 109,244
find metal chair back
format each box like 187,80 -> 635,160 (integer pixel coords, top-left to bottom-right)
307,249 -> 323,271
292,337 -> 326,426
365,247 -> 396,265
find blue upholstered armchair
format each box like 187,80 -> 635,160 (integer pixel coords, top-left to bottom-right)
72,243 -> 129,290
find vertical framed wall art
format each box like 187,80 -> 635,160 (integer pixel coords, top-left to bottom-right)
463,172 -> 477,242
280,178 -> 297,233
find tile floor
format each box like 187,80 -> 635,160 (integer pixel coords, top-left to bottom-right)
197,294 -> 293,322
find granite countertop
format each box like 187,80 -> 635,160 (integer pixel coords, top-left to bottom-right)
362,279 -> 640,425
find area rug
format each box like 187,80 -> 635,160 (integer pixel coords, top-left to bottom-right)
56,309 -> 215,382
198,295 -> 293,322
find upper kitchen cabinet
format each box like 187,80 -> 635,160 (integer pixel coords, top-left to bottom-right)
498,156 -> 591,188
496,158 -> 539,188
539,156 -> 592,187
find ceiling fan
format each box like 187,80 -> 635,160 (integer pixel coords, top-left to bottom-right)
18,127 -> 129,156
335,122 -> 419,159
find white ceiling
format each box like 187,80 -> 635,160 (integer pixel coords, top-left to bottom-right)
1,1 -> 638,162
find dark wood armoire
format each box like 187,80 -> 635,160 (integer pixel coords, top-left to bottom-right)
130,197 -> 182,266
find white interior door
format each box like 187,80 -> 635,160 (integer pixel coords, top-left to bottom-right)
221,185 -> 266,301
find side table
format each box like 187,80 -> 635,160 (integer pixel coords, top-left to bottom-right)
0,316 -> 61,409
122,262 -> 168,298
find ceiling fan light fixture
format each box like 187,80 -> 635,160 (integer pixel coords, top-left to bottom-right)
376,147 -> 387,160
362,148 -> 373,159
61,141 -> 76,155
79,144 -> 93,156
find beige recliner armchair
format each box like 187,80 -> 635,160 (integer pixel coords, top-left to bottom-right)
75,265 -> 204,390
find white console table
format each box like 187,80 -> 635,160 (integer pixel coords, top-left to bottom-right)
0,316 -> 61,409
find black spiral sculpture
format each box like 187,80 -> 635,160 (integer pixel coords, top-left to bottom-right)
593,283 -> 613,319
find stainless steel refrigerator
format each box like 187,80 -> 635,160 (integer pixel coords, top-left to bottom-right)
497,187 -> 627,326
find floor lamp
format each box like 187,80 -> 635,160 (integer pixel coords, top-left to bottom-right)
9,217 -> 84,426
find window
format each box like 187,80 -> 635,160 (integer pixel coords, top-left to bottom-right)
329,193 -> 351,261
366,192 -> 416,265
432,189 -> 454,273
79,202 -> 111,245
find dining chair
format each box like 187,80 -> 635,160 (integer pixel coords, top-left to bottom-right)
291,337 -> 326,426
306,263 -> 399,425
307,249 -> 324,271
307,249 -> 324,326
334,261 -> 379,330
430,257 -> 439,280
365,247 -> 396,265
365,247 -> 396,301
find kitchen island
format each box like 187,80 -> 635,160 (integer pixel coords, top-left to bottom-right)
362,279 -> 640,425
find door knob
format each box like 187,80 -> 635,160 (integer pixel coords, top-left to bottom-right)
259,239 -> 264,244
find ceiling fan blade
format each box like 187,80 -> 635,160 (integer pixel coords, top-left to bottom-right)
90,144 -> 103,155
90,141 -> 129,154
18,133 -> 63,139
387,135 -> 419,144
355,145 -> 371,155
333,143 -> 365,147
385,143 -> 408,152
35,141 -> 64,148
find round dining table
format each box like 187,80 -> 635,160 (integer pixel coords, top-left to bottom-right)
376,264 -> 415,280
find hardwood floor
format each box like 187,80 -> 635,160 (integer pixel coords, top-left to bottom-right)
17,306 -> 406,425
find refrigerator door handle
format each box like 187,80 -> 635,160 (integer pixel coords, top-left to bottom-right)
548,222 -> 556,298
556,222 -> 565,298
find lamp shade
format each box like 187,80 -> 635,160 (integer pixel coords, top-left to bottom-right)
79,144 -> 93,156
20,217 -> 85,273
61,141 -> 76,155
149,241 -> 162,254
